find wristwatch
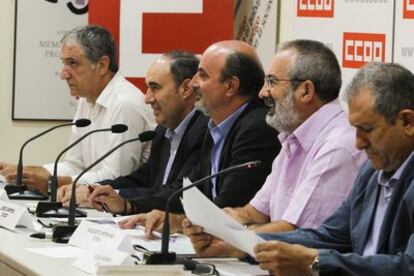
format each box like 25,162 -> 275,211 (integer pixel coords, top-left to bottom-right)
309,255 -> 319,276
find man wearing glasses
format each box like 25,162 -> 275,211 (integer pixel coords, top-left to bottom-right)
184,40 -> 366,248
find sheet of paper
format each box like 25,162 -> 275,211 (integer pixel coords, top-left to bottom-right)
129,233 -> 195,255
182,178 -> 263,256
25,246 -> 85,258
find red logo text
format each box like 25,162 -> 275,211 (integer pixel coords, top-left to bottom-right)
297,0 -> 334,17
342,33 -> 385,68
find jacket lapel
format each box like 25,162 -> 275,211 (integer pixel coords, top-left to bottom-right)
376,156 -> 414,252
165,111 -> 200,184
356,173 -> 380,254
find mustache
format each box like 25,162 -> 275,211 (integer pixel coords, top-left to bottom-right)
192,87 -> 201,96
263,96 -> 275,109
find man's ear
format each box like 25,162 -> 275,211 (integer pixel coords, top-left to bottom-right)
399,109 -> 414,136
299,80 -> 315,103
225,76 -> 240,97
97,56 -> 110,75
179,78 -> 193,100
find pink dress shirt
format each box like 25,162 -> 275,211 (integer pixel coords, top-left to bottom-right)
250,100 -> 366,228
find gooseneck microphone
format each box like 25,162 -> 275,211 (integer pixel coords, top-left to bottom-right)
145,160 -> 261,266
6,119 -> 91,200
52,130 -> 157,243
35,124 -> 129,218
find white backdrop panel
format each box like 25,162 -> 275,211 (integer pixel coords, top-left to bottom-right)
394,0 -> 414,71
291,0 -> 394,96
13,0 -> 88,120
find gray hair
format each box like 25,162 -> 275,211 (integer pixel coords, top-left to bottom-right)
278,39 -> 342,103
344,62 -> 414,124
163,51 -> 199,88
61,25 -> 118,73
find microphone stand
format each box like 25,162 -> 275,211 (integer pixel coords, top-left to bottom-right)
144,161 -> 261,267
52,131 -> 156,243
35,124 -> 127,218
6,120 -> 90,200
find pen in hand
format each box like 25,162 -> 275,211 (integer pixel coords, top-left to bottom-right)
87,185 -> 112,214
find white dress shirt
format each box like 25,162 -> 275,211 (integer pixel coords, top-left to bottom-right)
44,72 -> 156,184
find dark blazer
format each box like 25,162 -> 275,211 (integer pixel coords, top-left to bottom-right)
165,99 -> 281,212
260,156 -> 414,276
100,110 -> 209,213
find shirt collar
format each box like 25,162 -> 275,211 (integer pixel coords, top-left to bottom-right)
165,108 -> 196,140
278,100 -> 344,151
207,103 -> 248,142
94,72 -> 123,109
378,151 -> 414,187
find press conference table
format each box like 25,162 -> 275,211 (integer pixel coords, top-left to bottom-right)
0,201 -> 106,276
0,200 -> 267,276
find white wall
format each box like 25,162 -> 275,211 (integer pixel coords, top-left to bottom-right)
0,0 -> 293,165
0,0 -> 70,165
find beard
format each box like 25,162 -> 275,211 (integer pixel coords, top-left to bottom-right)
265,89 -> 302,133
194,98 -> 210,116
193,87 -> 210,116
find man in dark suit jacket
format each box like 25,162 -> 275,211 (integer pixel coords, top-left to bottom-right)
118,40 -> 280,237
58,51 -> 208,214
185,63 -> 414,275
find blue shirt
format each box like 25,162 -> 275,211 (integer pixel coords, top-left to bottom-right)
208,103 -> 248,198
362,151 -> 414,256
162,109 -> 197,185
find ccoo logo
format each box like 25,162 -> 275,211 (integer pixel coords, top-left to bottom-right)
297,0 -> 334,17
403,0 -> 414,18
342,32 -> 385,69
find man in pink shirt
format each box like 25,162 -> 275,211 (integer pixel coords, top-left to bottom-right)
185,39 -> 366,245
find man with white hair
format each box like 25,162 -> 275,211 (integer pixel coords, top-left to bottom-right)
0,25 -> 155,194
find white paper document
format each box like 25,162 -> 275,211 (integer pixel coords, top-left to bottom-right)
130,232 -> 195,255
182,178 -> 263,256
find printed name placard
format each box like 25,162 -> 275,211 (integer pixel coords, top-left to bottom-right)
0,189 -> 9,201
0,200 -> 39,231
69,220 -> 131,253
72,246 -> 132,275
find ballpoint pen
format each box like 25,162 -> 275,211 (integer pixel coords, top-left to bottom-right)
87,184 -> 112,214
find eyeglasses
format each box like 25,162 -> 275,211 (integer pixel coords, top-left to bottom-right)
264,76 -> 306,88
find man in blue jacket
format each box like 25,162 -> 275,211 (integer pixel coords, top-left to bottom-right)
184,62 -> 414,275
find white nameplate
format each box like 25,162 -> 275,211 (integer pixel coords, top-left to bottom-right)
0,200 -> 39,231
72,246 -> 132,275
0,189 -> 9,201
69,220 -> 132,253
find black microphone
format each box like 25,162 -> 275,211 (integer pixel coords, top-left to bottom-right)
35,124 -> 129,217
144,160 -> 261,267
52,130 -> 157,243
6,119 -> 91,200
